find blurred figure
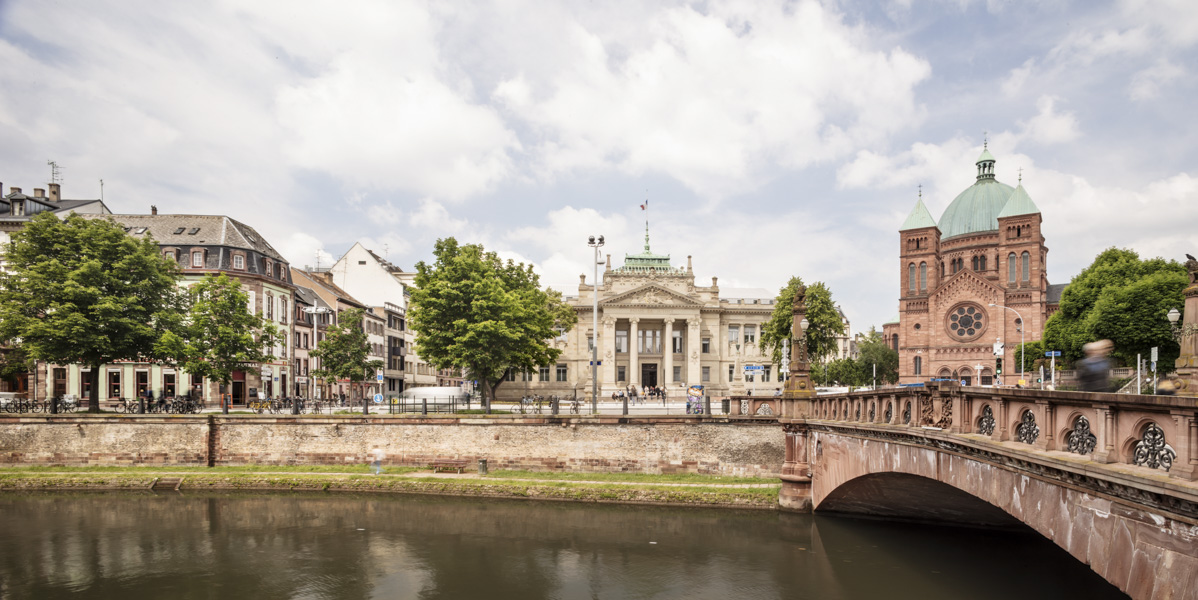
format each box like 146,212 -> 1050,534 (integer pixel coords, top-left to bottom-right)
1076,340 -> 1114,392
1157,378 -> 1177,396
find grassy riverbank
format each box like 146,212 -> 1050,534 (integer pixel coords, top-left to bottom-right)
0,466 -> 781,509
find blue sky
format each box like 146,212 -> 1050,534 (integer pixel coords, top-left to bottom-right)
1,0 -> 1195,331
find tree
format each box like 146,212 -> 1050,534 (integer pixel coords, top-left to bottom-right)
760,277 -> 845,369
0,213 -> 181,412
409,238 -> 576,408
156,273 -> 278,403
1043,247 -> 1186,368
310,306 -> 383,402
855,328 -> 899,385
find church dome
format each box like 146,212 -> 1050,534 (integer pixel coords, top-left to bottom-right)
937,145 -> 1015,240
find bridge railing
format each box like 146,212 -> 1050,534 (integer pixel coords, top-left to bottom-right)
790,382 -> 1197,481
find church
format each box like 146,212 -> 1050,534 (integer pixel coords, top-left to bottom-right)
885,145 -> 1065,385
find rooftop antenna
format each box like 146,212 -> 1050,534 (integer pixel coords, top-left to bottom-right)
383,242 -> 390,260
1018,167 -> 1023,184
314,248 -> 322,271
918,183 -> 922,198
47,160 -> 62,184
641,191 -> 650,253
99,179 -> 104,202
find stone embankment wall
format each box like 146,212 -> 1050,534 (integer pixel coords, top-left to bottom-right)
0,416 -> 784,477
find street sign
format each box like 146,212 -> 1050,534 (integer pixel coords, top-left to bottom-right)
373,393 -> 384,404
589,361 -> 602,366
743,365 -> 764,371
1151,347 -> 1159,362
1045,351 -> 1062,357
376,369 -> 385,383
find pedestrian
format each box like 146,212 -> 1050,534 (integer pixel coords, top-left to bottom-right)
369,447 -> 385,475
773,388 -> 782,397
1076,339 -> 1114,393
1157,379 -> 1177,396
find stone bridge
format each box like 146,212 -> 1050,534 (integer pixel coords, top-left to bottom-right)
758,383 -> 1198,599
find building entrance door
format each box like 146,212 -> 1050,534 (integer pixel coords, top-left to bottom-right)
641,363 -> 658,388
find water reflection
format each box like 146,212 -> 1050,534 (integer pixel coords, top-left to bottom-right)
0,492 -> 1127,599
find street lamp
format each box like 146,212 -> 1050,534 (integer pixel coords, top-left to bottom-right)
587,235 -> 604,414
304,306 -> 332,413
990,303 -> 1024,383
1166,308 -> 1197,341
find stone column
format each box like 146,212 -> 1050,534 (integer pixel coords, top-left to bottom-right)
687,317 -> 701,386
601,316 -> 616,392
663,318 -> 675,390
779,423 -> 812,511
628,318 -> 640,388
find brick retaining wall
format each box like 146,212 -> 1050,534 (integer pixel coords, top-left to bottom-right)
0,416 -> 784,477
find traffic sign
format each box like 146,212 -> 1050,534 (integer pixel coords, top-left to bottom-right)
376,369 -> 385,383
373,393 -> 384,404
1045,351 -> 1062,357
743,365 -> 764,371
1151,347 -> 1159,362
589,361 -> 602,366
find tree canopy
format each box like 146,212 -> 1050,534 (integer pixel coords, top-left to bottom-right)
156,273 -> 277,391
310,306 -> 383,396
409,238 -> 576,406
809,328 -> 898,387
0,213 -> 182,411
1043,247 -> 1186,368
760,277 -> 845,368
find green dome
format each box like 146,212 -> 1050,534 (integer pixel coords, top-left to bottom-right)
938,178 -> 1016,240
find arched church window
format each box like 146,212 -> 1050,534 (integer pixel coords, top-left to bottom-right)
908,264 -> 916,291
971,256 -> 978,271
919,262 -> 927,290
980,255 -> 987,271
892,334 -> 899,351
1021,252 -> 1030,282
914,356 -> 922,375
1008,253 -> 1017,283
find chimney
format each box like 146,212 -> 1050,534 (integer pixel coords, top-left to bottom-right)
151,205 -> 158,215
712,276 -> 718,287
33,188 -> 45,198
687,255 -> 693,272
48,183 -> 60,202
605,253 -> 611,271
9,187 -> 20,196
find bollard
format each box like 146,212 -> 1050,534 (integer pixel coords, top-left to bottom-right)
50,396 -> 59,414
478,458 -> 488,475
292,396 -> 300,415
422,398 -> 428,415
551,398 -> 559,415
704,396 -> 711,416
363,397 -> 369,415
622,395 -> 628,415
138,397 -> 146,414
222,395 -> 229,414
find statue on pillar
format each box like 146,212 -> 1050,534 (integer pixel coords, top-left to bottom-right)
783,284 -> 815,402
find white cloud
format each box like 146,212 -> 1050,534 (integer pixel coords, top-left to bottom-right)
1128,59 -> 1186,100
1018,96 -> 1079,145
493,1 -> 931,199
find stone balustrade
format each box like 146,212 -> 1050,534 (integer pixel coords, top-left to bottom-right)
797,382 -> 1197,481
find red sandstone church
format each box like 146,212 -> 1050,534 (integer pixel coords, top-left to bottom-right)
883,145 -> 1065,386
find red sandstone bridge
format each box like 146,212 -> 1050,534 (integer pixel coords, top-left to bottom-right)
744,383 -> 1198,600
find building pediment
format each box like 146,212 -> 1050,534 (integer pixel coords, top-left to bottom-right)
600,284 -> 703,307
932,270 -> 1004,307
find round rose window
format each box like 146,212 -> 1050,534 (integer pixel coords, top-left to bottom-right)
946,304 -> 986,341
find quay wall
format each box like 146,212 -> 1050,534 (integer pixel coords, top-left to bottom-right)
0,416 -> 784,477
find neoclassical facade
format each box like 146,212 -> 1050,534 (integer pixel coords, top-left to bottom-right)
890,146 -> 1063,386
495,232 -> 780,401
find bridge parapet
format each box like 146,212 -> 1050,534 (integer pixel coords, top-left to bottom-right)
793,383 -> 1198,482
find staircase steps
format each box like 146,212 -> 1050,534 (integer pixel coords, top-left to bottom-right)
150,477 -> 183,491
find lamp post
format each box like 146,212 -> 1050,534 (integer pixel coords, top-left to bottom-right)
587,235 -> 604,414
990,303 -> 1024,383
304,306 -> 332,411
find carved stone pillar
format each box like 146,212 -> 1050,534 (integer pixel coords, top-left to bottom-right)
1094,405 -> 1116,464
663,318 -> 675,390
628,318 -> 640,389
686,318 -> 701,386
1170,410 -> 1197,481
779,423 -> 812,511
601,316 -> 617,390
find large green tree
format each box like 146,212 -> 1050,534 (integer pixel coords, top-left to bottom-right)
855,328 -> 899,386
0,213 -> 181,411
760,277 -> 845,369
310,306 -> 383,402
156,273 -> 278,403
409,238 -> 576,408
1043,247 -> 1186,368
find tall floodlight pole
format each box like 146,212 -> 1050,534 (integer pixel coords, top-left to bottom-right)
588,235 -> 605,414
990,303 -> 1025,382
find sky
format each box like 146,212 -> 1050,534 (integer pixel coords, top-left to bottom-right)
1,0 -> 1196,332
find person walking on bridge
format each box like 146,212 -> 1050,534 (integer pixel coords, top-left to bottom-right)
1076,340 -> 1114,393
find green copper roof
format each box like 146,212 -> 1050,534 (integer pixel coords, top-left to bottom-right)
883,314 -> 899,325
614,220 -> 686,275
938,178 -> 1016,240
976,148 -> 996,163
899,195 -> 937,231
996,183 -> 1040,218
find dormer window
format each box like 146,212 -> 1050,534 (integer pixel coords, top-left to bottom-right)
191,251 -> 204,268
233,254 -> 245,270
11,200 -> 23,216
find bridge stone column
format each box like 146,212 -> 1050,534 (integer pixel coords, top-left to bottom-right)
1171,410 -> 1197,481
1038,401 -> 1054,451
779,423 -> 811,511
663,318 -> 674,390
1095,404 -> 1116,464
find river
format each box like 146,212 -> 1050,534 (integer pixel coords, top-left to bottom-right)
0,492 -> 1126,599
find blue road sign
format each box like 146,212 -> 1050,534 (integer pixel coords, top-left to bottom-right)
373,393 -> 384,404
589,361 -> 602,366
1045,351 -> 1062,357
743,365 -> 765,371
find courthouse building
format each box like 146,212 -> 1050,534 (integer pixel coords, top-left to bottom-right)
495,229 -> 781,401
888,145 -> 1064,386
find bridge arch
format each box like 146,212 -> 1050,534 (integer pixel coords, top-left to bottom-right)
808,426 -> 1198,598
